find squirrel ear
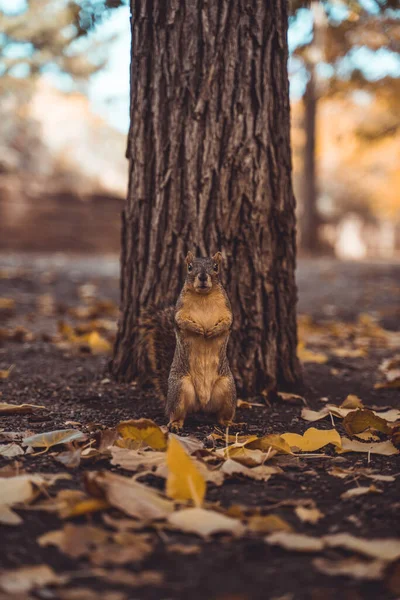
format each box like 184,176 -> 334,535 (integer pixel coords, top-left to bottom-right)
212,252 -> 222,265
185,251 -> 194,264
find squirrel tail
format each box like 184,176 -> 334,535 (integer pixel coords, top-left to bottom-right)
136,306 -> 176,400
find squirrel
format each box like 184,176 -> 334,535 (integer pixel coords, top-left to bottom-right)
137,251 -> 236,429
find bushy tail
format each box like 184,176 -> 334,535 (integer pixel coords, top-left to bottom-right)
136,306 -> 176,400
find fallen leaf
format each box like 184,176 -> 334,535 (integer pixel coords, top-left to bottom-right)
281,428 -> 341,452
38,524 -> 153,566
265,532 -> 324,552
343,409 -> 391,437
220,459 -> 281,482
168,543 -> 201,555
267,532 -> 400,562
216,444 -> 273,467
0,402 -> 45,415
54,448 -> 81,468
247,514 -> 293,534
301,404 -> 400,424
294,506 -> 324,524
23,429 -> 85,450
341,484 -> 382,499
248,434 -> 293,455
297,344 -> 328,364
88,568 -> 163,588
86,471 -> 174,521
168,507 -> 245,538
166,437 -> 206,505
277,392 -> 307,405
168,433 -> 204,454
32,489 -> 109,519
236,399 -> 265,408
313,557 -> 386,580
0,443 -> 24,458
328,466 -> 395,483
117,419 -> 167,450
110,447 -> 166,472
341,395 -> 364,409
339,438 -> 399,456
0,473 -> 68,525
324,533 -> 400,561
0,565 -> 66,594
332,348 -> 366,358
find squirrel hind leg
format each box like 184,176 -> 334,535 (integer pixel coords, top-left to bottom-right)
209,375 -> 236,425
166,375 -> 196,430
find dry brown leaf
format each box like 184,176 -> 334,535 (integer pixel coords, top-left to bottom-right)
343,409 -> 391,437
339,437 -> 399,456
0,402 -> 45,415
281,428 -> 341,452
332,348 -> 366,358
277,391 -> 307,405
166,437 -> 206,505
341,484 -> 382,499
294,506 -> 324,524
38,524 -> 109,558
168,507 -> 245,538
266,532 -> 324,552
328,466 -> 395,483
247,514 -> 293,534
313,557 -> 386,580
117,419 -> 167,450
0,565 -> 66,594
86,471 -> 174,521
302,404 -> 400,424
23,429 -> 85,449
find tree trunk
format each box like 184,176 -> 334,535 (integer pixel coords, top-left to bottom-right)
301,66 -> 320,254
111,0 -> 302,397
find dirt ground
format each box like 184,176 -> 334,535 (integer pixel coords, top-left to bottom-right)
0,254 -> 399,600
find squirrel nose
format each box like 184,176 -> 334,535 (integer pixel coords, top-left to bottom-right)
198,272 -> 208,282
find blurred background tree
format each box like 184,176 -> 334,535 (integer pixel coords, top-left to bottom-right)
0,0 -> 399,257
290,0 -> 400,254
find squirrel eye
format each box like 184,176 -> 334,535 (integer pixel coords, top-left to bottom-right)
213,263 -> 218,272
187,264 -> 193,272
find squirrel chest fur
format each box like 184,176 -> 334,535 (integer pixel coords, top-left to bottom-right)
176,288 -> 230,406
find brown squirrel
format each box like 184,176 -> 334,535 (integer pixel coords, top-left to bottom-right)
137,252 -> 236,429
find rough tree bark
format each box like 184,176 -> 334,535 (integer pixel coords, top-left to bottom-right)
111,0 -> 302,396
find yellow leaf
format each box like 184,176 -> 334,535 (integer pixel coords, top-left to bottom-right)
281,428 -> 342,452
295,506 -> 324,524
166,437 -> 206,506
81,331 -> 112,354
297,343 -> 328,364
341,394 -> 364,409
332,348 -> 366,358
217,445 -> 275,467
117,419 -> 167,450
247,514 -> 293,534
247,434 -> 293,455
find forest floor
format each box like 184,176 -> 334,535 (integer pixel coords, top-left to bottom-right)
0,254 -> 399,600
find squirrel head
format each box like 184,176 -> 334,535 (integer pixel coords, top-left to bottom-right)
184,251 -> 222,294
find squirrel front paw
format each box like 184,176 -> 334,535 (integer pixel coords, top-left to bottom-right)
167,419 -> 184,432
